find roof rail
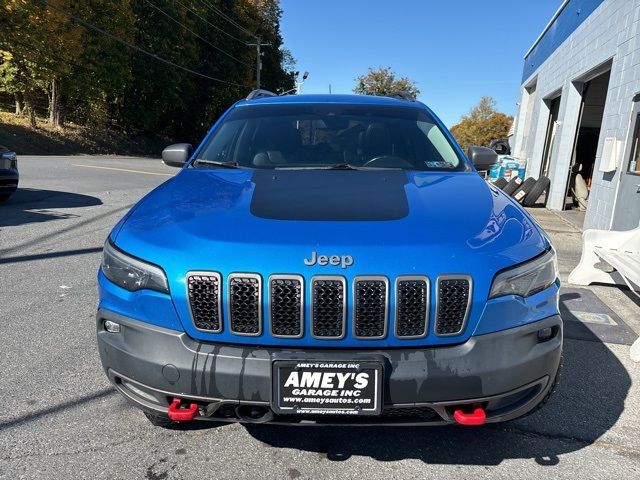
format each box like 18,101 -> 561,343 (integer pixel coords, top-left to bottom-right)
388,91 -> 416,102
246,89 -> 277,100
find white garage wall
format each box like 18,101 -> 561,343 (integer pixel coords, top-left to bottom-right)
512,0 -> 640,229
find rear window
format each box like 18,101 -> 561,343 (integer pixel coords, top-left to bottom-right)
195,104 -> 466,171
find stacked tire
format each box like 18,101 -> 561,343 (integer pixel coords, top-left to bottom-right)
523,177 -> 551,207
491,175 -> 550,207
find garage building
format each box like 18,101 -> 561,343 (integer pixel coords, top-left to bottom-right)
511,0 -> 640,230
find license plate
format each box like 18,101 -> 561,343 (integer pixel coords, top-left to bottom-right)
272,360 -> 382,416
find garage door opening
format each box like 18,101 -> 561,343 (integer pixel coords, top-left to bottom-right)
564,69 -> 611,211
539,95 -> 561,180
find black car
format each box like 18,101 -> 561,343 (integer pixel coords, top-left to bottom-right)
0,146 -> 18,201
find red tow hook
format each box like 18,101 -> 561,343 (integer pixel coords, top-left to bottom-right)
167,398 -> 198,421
453,404 -> 486,426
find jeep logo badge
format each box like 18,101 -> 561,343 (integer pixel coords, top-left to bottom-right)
304,251 -> 354,269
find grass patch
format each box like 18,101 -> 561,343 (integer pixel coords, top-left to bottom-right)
0,111 -> 170,156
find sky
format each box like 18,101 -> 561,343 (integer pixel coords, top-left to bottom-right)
280,0 -> 561,127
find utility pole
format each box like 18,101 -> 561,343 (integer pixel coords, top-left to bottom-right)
247,36 -> 271,88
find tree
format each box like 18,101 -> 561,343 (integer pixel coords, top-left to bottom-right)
353,67 -> 419,98
0,0 -> 88,127
450,96 -> 513,153
0,0 -> 295,139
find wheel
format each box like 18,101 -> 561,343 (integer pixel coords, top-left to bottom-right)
523,176 -> 550,207
144,411 -> 179,428
493,177 -> 508,189
502,177 -> 522,195
488,138 -> 511,155
512,177 -> 537,203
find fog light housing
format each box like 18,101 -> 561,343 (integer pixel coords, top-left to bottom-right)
104,320 -> 121,333
537,327 -> 554,342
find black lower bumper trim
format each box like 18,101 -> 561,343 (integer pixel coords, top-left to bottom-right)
97,309 -> 562,424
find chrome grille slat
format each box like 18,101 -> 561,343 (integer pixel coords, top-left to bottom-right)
353,276 -> 388,339
311,276 -> 346,339
269,275 -> 304,338
229,273 -> 262,336
187,272 -> 222,332
395,276 -> 429,338
435,275 -> 472,336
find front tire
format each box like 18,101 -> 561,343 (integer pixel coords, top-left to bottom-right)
144,411 -> 179,428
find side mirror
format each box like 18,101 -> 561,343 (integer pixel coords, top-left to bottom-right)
0,150 -> 16,161
162,143 -> 193,167
467,146 -> 498,171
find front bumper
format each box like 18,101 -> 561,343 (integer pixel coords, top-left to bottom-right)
97,309 -> 562,425
0,169 -> 19,192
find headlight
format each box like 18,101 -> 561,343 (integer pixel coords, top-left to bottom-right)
101,240 -> 169,293
489,249 -> 558,299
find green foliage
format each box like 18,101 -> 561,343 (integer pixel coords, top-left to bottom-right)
0,0 -> 294,138
353,67 -> 420,98
450,96 -> 513,153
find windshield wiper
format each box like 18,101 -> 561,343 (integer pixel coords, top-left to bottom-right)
192,159 -> 240,169
273,163 -> 364,171
326,163 -> 361,170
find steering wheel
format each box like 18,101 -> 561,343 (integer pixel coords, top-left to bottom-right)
362,155 -> 413,168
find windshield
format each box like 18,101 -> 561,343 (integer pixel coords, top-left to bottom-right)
194,104 -> 466,171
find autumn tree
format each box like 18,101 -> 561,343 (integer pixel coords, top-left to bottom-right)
450,97 -> 513,153
0,0 -> 295,139
1,1 -> 56,127
353,67 -> 419,98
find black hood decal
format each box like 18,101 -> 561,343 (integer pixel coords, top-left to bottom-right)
250,169 -> 409,221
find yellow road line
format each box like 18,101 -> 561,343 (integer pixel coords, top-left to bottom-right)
72,164 -> 173,176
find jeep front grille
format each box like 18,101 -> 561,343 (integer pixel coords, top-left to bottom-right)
353,277 -> 388,338
186,272 -> 472,339
229,274 -> 262,335
311,276 -> 346,338
435,276 -> 471,336
269,275 -> 304,338
395,276 -> 429,338
187,273 -> 222,332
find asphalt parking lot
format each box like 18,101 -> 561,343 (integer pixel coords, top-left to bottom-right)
1,156 -> 639,480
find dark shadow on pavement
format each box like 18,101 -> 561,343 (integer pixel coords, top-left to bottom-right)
0,188 -> 102,227
244,302 -> 631,466
0,388 -> 116,432
559,289 -> 637,345
620,287 -> 640,309
0,246 -> 103,264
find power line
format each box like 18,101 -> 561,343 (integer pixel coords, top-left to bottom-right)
197,0 -> 256,40
198,0 -> 253,35
39,0 -> 250,87
173,0 -> 248,46
7,38 -> 101,76
189,0 -> 270,87
8,48 -> 126,98
1,38 -> 126,98
142,0 -> 251,67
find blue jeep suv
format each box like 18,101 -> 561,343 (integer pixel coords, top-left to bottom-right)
97,91 -> 562,426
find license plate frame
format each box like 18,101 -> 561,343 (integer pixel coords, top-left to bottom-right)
272,360 -> 383,416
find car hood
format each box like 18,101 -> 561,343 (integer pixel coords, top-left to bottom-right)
114,168 -> 546,280
108,167 -> 552,347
